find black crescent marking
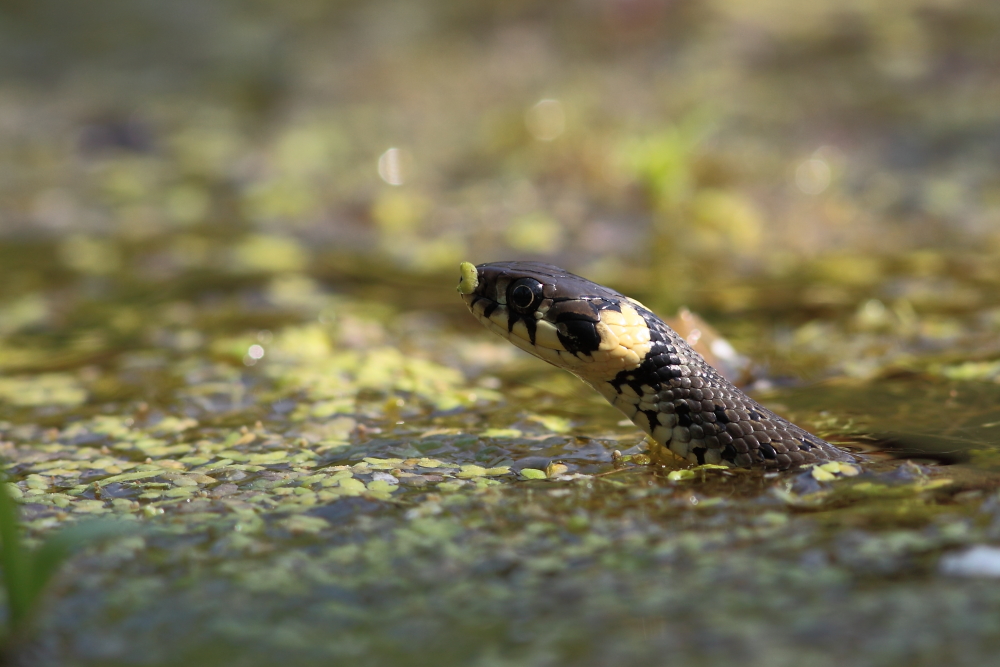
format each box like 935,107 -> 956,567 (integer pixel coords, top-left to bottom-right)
557,319 -> 601,354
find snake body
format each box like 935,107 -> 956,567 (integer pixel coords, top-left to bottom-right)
458,261 -> 854,470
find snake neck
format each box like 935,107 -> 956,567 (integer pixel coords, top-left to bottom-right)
581,305 -> 853,469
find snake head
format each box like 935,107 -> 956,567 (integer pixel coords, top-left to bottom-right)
457,261 -> 653,376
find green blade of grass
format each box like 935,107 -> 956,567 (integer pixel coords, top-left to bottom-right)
0,477 -> 32,632
28,520 -> 137,606
0,473 -> 137,638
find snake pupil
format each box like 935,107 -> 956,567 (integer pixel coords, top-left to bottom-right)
509,280 -> 541,311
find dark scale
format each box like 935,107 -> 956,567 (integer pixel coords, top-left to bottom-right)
675,402 -> 693,427
610,307 -> 854,470
714,405 -> 730,423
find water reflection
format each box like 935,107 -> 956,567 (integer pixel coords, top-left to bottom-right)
795,157 -> 831,195
377,147 -> 410,186
524,99 -> 565,141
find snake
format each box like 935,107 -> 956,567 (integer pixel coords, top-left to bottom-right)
457,261 -> 856,470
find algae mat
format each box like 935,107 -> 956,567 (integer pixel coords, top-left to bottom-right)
2,276 -> 1000,667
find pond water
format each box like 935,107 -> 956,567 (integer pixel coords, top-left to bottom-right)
2,1 -> 1000,665
0,260 -> 997,667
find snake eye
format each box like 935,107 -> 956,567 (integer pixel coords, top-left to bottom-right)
508,278 -> 543,312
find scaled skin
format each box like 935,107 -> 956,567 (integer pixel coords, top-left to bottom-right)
459,261 -> 855,470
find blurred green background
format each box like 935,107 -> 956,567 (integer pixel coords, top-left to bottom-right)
3,1 -> 1000,666
2,0 -> 999,309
